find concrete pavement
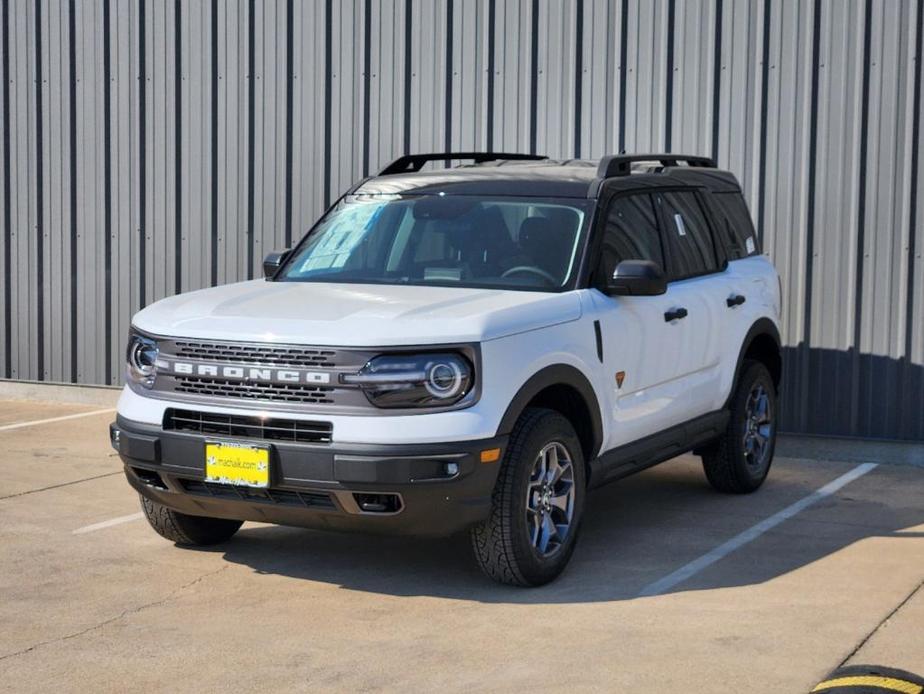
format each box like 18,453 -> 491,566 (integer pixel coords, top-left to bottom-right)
0,397 -> 921,693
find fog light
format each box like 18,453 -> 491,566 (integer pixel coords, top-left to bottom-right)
444,462 -> 459,476
354,493 -> 402,514
109,425 -> 121,452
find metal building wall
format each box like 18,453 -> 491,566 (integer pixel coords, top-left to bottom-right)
0,0 -> 921,441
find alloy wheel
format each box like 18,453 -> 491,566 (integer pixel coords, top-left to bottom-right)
526,441 -> 576,557
743,383 -> 773,469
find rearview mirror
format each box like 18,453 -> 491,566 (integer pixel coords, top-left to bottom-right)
605,260 -> 667,296
263,249 -> 291,280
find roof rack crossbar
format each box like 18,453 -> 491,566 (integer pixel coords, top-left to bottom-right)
378,152 -> 548,176
596,153 -> 716,179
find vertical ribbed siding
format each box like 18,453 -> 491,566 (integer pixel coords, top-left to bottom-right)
0,0 -> 921,442
904,0 -> 924,439
1,0 -> 12,378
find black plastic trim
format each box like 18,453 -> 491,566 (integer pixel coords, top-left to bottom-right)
726,318 -> 782,407
496,364 -> 603,459
589,410 -> 729,488
378,152 -> 547,176
593,320 -> 603,363
726,294 -> 746,308
115,416 -> 506,536
596,153 -> 716,180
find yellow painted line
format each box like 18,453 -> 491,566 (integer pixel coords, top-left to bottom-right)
812,675 -> 923,693
0,408 -> 114,432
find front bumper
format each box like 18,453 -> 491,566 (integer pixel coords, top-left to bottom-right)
111,416 -> 506,537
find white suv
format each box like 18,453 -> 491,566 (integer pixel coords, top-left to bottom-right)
111,152 -> 782,586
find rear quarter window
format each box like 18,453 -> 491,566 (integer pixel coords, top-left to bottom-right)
710,192 -> 760,260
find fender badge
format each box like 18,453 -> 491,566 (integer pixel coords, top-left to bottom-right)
615,371 -> 626,389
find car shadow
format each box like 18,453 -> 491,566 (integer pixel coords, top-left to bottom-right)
213,455 -> 924,604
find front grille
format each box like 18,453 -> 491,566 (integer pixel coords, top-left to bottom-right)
147,338 -> 377,410
180,479 -> 336,509
173,376 -> 335,404
173,340 -> 337,368
164,408 -> 333,443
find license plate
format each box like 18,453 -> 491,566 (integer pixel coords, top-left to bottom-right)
205,441 -> 270,488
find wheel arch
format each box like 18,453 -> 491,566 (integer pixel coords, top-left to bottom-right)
728,318 -> 782,405
496,364 -> 604,463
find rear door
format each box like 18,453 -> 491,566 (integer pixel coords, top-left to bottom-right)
703,190 -> 780,400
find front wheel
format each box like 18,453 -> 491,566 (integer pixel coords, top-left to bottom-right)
701,359 -> 777,493
140,495 -> 243,546
470,408 -> 586,586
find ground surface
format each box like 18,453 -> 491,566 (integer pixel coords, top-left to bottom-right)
0,397 -> 921,693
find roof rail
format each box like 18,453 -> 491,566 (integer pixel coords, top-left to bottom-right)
596,153 -> 716,179
378,152 -> 547,176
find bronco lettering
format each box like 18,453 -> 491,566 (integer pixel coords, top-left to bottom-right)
165,360 -> 331,385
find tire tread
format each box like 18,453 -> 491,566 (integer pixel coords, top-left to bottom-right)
140,495 -> 241,546
471,408 -> 582,586
702,359 -> 775,494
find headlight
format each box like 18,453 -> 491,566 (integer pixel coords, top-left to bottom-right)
342,353 -> 473,408
126,333 -> 159,388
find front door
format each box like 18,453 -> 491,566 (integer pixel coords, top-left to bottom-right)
589,189 -> 724,449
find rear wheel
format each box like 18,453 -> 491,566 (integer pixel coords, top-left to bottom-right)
140,495 -> 242,546
701,359 -> 777,493
470,408 -> 586,586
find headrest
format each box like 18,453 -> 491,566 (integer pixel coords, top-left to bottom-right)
449,206 -> 512,259
519,208 -> 580,252
519,217 -> 559,251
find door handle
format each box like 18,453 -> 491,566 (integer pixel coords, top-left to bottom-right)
664,307 -> 688,322
726,294 -> 746,308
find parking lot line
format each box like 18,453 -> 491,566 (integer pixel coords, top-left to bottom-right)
638,462 -> 879,597
0,408 -> 115,432
72,512 -> 144,535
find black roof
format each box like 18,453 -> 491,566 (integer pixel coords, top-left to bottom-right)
352,154 -> 743,199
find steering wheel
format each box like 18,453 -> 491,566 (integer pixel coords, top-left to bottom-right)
501,265 -> 559,285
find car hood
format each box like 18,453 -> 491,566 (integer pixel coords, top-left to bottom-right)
132,280 -> 582,346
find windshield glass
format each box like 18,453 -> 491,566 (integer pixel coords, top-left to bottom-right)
279,194 -> 590,291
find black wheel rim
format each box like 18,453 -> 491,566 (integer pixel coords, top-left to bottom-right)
743,383 -> 773,469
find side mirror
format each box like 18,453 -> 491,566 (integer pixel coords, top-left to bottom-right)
605,260 -> 667,297
263,249 -> 291,280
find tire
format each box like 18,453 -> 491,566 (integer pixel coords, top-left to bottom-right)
139,495 -> 243,546
471,407 -> 586,587
701,359 -> 777,494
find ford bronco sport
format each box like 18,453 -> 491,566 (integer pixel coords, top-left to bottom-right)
111,152 -> 782,586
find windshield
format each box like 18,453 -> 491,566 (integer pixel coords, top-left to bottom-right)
279,194 -> 591,291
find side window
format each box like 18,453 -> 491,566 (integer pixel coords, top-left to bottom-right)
710,192 -> 760,260
598,193 -> 664,281
659,191 -> 720,279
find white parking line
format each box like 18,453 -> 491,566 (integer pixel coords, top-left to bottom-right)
0,408 -> 115,432
638,462 -> 878,597
73,512 -> 144,535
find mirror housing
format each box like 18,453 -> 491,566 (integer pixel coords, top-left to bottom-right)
605,260 -> 667,297
263,249 -> 291,280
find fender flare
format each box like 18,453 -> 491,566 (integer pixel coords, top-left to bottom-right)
496,364 -> 604,459
727,318 -> 782,406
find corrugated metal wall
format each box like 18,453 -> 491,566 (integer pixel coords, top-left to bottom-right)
0,0 -> 922,441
